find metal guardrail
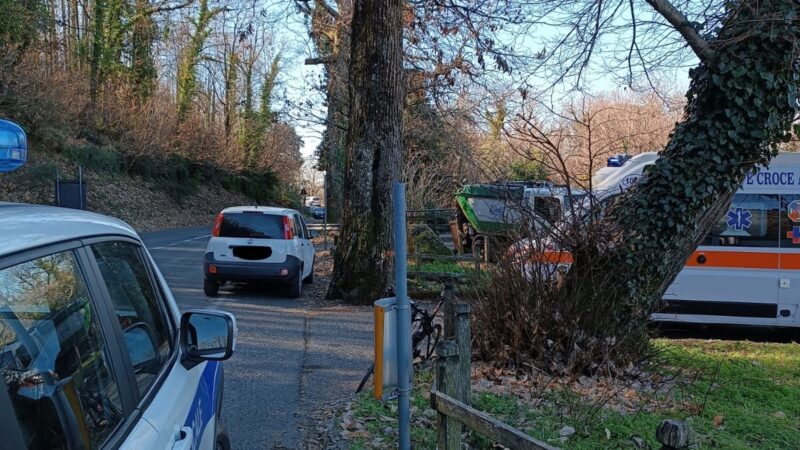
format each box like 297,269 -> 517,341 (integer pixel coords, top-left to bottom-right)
307,223 -> 340,232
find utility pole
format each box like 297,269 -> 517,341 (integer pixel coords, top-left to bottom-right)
393,182 -> 411,450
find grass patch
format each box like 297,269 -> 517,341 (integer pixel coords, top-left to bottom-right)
409,260 -> 474,274
346,339 -> 800,449
347,370 -> 438,449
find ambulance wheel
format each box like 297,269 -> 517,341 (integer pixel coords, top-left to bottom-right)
204,278 -> 219,297
215,420 -> 231,450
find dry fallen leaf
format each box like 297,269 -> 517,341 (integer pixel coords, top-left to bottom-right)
343,430 -> 371,439
713,414 -> 725,427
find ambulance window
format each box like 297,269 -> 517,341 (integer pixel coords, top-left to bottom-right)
779,195 -> 800,248
0,251 -> 123,449
704,194 -> 780,247
534,197 -> 562,224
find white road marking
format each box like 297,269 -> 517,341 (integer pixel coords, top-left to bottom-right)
151,234 -> 211,250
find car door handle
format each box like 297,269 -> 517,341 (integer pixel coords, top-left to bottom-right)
171,427 -> 194,450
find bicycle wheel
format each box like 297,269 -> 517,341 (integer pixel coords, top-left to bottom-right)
414,323 -> 442,361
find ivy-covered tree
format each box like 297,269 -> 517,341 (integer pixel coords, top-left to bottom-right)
0,0 -> 45,50
259,54 -> 280,127
130,0 -> 158,99
223,49 -> 239,138
298,0 -> 351,223
176,0 -> 221,120
563,0 -> 800,361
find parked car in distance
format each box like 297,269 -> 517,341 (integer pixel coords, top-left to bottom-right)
204,206 -> 315,298
0,202 -> 236,450
311,206 -> 325,220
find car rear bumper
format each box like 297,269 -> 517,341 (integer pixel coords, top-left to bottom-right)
204,252 -> 301,283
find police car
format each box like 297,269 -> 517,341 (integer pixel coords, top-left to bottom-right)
0,120 -> 236,450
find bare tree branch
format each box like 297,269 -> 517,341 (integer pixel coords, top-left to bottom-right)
644,0 -> 714,61
315,0 -> 340,19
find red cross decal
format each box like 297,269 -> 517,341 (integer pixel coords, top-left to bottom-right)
787,226 -> 800,244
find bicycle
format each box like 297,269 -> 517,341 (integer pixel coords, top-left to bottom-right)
354,295 -> 444,394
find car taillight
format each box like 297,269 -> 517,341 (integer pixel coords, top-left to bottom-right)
212,213 -> 224,237
282,216 -> 294,239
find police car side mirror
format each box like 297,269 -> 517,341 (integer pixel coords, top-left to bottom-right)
180,310 -> 237,369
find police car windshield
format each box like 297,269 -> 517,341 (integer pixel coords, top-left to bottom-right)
220,213 -> 283,239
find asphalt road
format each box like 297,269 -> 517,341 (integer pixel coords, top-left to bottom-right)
141,227 -> 373,449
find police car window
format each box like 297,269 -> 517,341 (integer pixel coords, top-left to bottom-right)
704,194 -> 780,247
0,251 -> 122,449
91,242 -> 172,397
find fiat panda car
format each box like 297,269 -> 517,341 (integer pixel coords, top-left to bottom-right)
0,203 -> 237,450
203,206 -> 315,298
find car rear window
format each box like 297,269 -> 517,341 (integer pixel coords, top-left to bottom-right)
220,212 -> 284,238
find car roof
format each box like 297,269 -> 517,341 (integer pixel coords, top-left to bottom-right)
0,202 -> 139,257
221,205 -> 297,215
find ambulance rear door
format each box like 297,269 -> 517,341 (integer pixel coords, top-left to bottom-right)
778,194 -> 800,326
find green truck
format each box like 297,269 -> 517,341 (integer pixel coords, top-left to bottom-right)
450,182 -> 582,260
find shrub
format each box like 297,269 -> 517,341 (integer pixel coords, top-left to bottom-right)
19,160 -> 58,186
408,224 -> 451,256
220,170 -> 280,204
470,196 -> 655,376
62,143 -> 122,174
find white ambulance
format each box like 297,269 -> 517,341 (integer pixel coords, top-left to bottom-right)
588,151 -> 800,328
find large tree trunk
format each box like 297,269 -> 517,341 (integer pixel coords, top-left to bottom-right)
328,0 -> 404,304
559,0 -> 799,365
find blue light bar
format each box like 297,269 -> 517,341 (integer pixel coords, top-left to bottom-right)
607,154 -> 630,167
0,119 -> 27,172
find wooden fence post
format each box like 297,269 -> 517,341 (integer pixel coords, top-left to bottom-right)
453,302 -> 472,405
442,283 -> 471,404
443,280 -> 455,339
434,340 -> 461,450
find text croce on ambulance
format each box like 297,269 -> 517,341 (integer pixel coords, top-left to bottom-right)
580,151 -> 800,328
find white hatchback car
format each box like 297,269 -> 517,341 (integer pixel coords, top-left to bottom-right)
203,206 -> 315,298
0,202 -> 236,450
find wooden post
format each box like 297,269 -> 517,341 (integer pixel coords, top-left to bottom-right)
434,340 -> 461,450
442,282 -> 471,403
443,280 -> 455,339
453,302 -> 472,405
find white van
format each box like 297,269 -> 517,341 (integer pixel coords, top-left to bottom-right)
585,152 -> 800,328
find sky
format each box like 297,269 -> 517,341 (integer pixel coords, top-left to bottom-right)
268,3 -> 697,161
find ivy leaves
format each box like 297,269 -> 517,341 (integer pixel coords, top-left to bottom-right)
607,0 -> 799,308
